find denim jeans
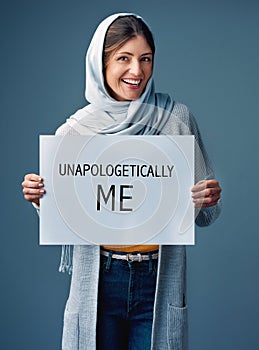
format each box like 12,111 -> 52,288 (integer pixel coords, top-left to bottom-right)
96,251 -> 158,350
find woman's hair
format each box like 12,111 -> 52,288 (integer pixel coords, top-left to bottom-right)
103,15 -> 155,68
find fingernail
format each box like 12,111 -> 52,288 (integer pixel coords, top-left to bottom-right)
38,183 -> 44,187
39,189 -> 45,193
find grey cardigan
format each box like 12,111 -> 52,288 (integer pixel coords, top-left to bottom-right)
56,102 -> 221,350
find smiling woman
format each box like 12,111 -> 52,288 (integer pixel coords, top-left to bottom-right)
105,35 -> 153,101
103,15 -> 155,101
21,12 -> 221,350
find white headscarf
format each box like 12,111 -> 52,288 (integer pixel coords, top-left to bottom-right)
66,13 -> 175,135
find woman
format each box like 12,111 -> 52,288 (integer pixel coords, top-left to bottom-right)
22,13 -> 221,350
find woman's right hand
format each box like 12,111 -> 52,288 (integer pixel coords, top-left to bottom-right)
22,173 -> 45,207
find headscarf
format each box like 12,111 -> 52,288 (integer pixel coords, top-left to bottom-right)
66,13 -> 174,135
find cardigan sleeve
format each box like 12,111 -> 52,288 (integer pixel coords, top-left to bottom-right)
188,111 -> 222,227
161,102 -> 221,227
31,123 -> 80,214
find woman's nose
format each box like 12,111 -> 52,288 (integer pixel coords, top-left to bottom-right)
129,60 -> 142,75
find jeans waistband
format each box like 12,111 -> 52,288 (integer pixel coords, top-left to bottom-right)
100,249 -> 159,262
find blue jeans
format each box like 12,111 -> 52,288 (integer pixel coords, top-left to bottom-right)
96,251 -> 158,350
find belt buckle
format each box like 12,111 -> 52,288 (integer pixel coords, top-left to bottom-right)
137,253 -> 142,262
126,253 -> 143,262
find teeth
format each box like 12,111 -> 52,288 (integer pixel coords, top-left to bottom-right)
122,79 -> 141,85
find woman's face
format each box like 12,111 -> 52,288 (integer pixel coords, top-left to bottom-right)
105,35 -> 153,101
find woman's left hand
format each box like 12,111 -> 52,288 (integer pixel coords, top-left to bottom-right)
191,179 -> 222,208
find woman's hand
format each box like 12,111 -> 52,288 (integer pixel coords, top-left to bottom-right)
191,179 -> 221,208
22,173 -> 45,207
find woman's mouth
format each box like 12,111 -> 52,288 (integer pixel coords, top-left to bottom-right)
122,78 -> 141,86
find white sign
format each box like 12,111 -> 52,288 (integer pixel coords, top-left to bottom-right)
40,135 -> 194,245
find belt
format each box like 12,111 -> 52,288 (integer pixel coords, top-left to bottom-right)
100,249 -> 159,262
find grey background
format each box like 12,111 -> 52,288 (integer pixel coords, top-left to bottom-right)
1,0 -> 258,349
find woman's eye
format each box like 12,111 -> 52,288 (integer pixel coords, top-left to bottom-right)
141,57 -> 152,62
118,56 -> 128,61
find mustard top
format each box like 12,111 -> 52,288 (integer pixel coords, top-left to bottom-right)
101,245 -> 159,253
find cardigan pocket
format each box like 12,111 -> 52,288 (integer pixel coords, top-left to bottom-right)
62,310 -> 79,350
167,304 -> 188,350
